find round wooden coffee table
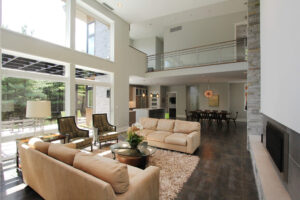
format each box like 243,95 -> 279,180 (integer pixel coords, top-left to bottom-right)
110,142 -> 156,169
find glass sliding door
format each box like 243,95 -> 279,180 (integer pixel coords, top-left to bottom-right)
76,84 -> 93,128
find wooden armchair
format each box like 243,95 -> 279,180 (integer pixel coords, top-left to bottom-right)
57,116 -> 93,151
92,113 -> 118,148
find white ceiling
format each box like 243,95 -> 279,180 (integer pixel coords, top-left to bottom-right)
130,0 -> 247,39
130,71 -> 247,86
98,0 -> 227,23
97,0 -> 247,39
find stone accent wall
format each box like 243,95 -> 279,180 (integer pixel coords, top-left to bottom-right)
247,0 -> 262,136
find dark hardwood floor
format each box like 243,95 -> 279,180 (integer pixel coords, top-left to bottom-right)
176,121 -> 258,200
0,121 -> 258,200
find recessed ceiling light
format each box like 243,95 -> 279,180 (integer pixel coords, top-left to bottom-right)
117,2 -> 123,7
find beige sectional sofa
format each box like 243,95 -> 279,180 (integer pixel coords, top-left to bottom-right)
19,141 -> 160,200
137,118 -> 201,154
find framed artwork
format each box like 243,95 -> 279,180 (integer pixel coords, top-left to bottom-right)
209,95 -> 219,107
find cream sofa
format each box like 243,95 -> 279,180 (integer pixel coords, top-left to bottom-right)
137,118 -> 201,154
19,142 -> 160,200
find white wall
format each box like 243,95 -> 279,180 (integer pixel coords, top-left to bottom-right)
230,83 -> 246,121
164,11 -> 246,52
132,37 -> 156,55
198,83 -> 229,111
261,0 -> 300,133
162,82 -> 245,120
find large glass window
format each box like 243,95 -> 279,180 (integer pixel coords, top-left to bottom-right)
75,8 -> 111,60
75,84 -> 111,128
1,0 -> 67,46
1,77 -> 65,160
1,77 -> 65,132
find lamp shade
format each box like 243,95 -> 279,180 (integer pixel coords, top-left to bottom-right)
26,101 -> 51,118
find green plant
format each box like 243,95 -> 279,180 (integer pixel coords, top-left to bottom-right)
126,130 -> 143,149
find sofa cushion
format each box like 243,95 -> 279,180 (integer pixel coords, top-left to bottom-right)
165,133 -> 187,146
156,119 -> 175,132
137,129 -> 155,139
140,118 -> 159,130
173,120 -> 200,134
48,143 -> 80,165
34,142 -> 51,154
73,153 -> 129,194
127,165 -> 143,180
147,131 -> 173,142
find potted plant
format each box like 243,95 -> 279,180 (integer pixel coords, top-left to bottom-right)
126,130 -> 143,149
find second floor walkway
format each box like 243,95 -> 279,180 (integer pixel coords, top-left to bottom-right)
147,39 -> 247,73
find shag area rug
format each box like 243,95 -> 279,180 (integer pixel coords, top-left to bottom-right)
92,148 -> 200,200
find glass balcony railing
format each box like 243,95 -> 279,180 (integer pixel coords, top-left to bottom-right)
147,39 -> 247,72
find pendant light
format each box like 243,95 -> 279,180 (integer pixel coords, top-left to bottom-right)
204,80 -> 213,98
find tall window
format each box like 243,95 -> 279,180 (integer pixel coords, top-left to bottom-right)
87,22 -> 95,55
75,8 -> 111,60
1,0 -> 67,46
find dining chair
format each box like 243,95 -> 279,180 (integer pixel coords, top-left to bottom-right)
227,112 -> 238,127
185,110 -> 193,121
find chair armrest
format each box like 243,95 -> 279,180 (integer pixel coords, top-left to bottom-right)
77,129 -> 89,138
119,166 -> 159,200
186,131 -> 201,154
109,124 -> 116,131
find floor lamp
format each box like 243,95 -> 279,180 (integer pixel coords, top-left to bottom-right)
26,100 -> 51,136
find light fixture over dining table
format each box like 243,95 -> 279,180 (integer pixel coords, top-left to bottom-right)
204,80 -> 213,98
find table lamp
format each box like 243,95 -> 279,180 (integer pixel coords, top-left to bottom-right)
26,100 -> 51,136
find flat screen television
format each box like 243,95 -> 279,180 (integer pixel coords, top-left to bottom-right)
169,97 -> 176,104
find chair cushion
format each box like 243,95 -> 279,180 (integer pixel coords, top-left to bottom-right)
147,131 -> 173,142
140,118 -> 158,130
156,119 -> 175,132
73,152 -> 129,194
165,133 -> 187,146
137,129 -> 155,139
34,142 -> 51,154
48,143 -> 80,165
173,120 -> 200,134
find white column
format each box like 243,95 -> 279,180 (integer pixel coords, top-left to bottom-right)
65,0 -> 76,117
66,0 -> 76,49
65,64 -> 76,116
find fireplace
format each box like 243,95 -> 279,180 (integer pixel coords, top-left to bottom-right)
266,122 -> 284,172
263,115 -> 300,200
